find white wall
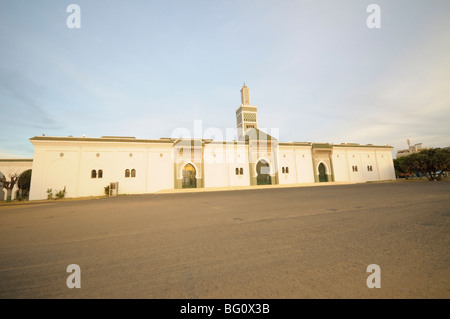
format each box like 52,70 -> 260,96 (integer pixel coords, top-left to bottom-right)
278,147 -> 300,184
28,138 -> 396,200
331,147 -> 395,183
204,143 -> 228,188
360,151 -> 379,182
294,147 -> 315,183
29,139 -> 175,200
331,150 -> 350,182
42,150 -> 79,199
227,143 -> 250,187
376,150 -> 396,180
79,150 -> 111,197
147,147 -> 174,193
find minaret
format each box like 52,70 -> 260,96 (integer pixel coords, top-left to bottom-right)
236,83 -> 258,138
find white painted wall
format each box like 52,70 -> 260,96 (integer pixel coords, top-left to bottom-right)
347,151 -> 365,183
29,139 -> 175,200
331,147 -> 396,183
278,146 -> 300,184
27,137 -> 396,200
331,150 -> 350,182
227,143 -> 250,187
43,150 -> 79,199
376,150 -> 396,180
360,151 -> 379,182
147,147 -> 174,193
294,147 -> 315,183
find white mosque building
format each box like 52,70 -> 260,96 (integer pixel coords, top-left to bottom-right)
17,84 -> 395,200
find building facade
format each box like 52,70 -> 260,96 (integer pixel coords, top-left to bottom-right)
27,85 -> 396,200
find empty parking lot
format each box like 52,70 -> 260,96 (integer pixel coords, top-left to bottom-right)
0,181 -> 449,298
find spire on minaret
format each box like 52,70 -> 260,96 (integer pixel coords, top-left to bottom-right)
240,83 -> 250,105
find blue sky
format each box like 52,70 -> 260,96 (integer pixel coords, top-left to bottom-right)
1,0 -> 449,158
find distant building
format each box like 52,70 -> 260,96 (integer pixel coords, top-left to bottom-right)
396,140 -> 428,158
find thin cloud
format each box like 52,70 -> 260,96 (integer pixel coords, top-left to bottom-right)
0,70 -> 60,128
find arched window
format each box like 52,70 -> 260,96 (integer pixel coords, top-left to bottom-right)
286,167 -> 289,174
239,168 -> 244,175
131,169 -> 136,177
125,169 -> 130,178
98,169 -> 103,178
282,167 -> 285,174
91,170 -> 97,178
235,168 -> 239,175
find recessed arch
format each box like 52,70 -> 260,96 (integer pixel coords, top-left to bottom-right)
182,163 -> 197,188
256,159 -> 271,185
17,169 -> 32,198
318,162 -> 327,182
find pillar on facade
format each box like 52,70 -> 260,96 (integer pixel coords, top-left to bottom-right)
11,184 -> 19,200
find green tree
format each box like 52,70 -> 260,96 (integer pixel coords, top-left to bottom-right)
399,148 -> 450,181
393,157 -> 407,178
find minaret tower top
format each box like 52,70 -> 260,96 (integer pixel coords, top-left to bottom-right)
236,83 -> 258,138
240,82 -> 250,105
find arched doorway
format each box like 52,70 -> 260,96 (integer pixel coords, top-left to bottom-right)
318,163 -> 327,182
182,163 -> 197,188
17,169 -> 32,199
256,160 -> 271,185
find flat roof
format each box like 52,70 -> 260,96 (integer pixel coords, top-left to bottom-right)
29,136 -> 393,149
0,159 -> 33,162
29,136 -> 173,144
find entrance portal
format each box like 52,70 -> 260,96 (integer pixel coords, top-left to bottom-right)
182,163 -> 197,188
318,163 -> 327,182
256,160 -> 271,185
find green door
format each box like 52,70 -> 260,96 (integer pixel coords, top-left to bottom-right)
256,160 -> 271,185
318,163 -> 327,182
182,164 -> 197,188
